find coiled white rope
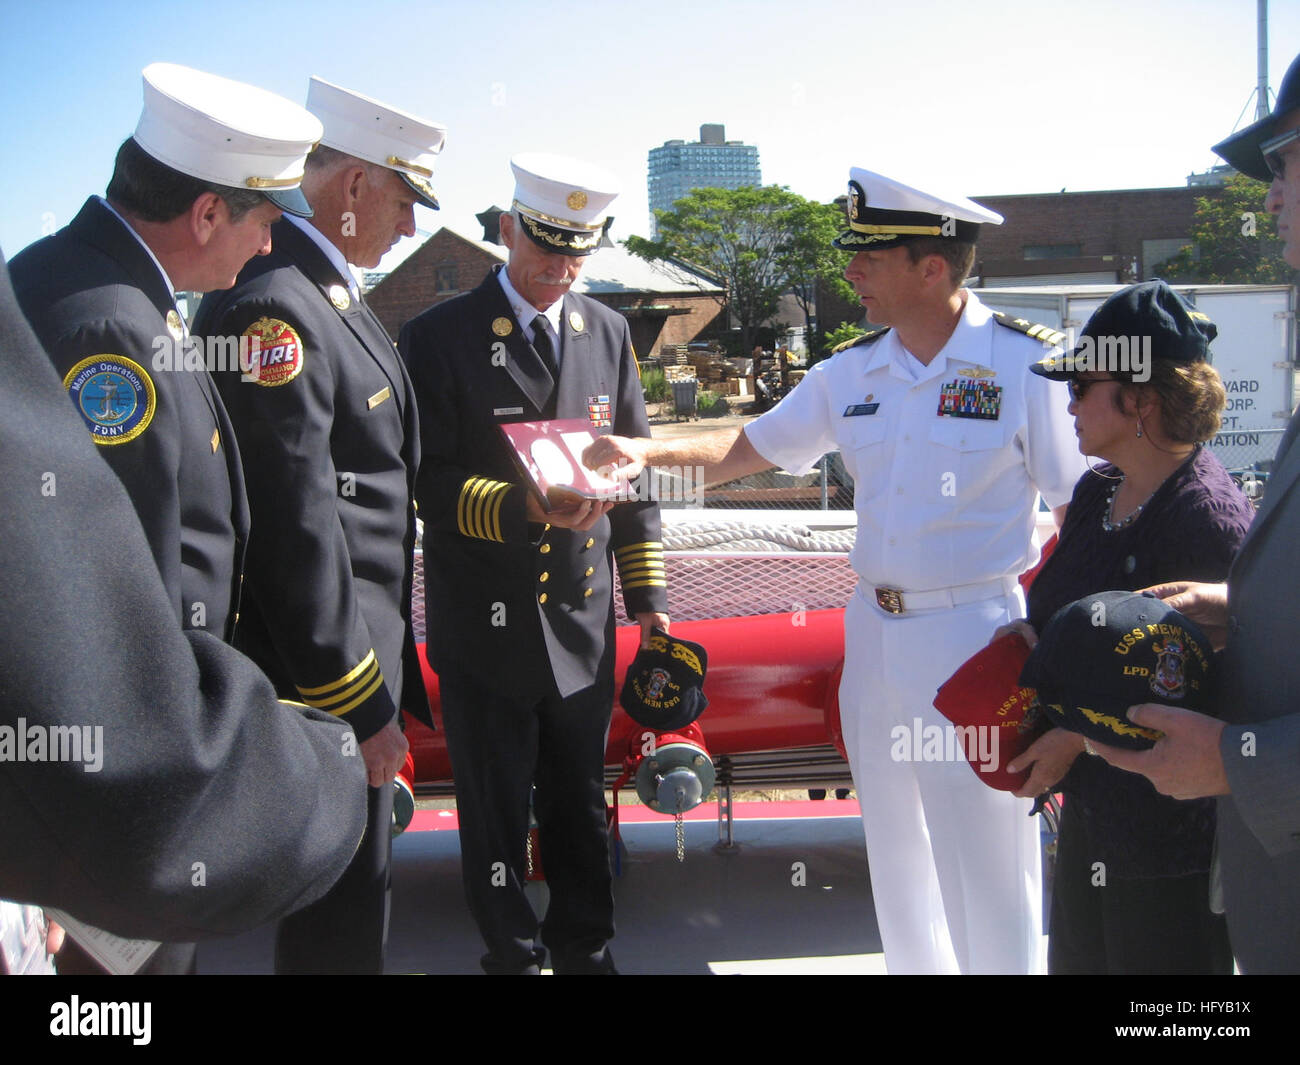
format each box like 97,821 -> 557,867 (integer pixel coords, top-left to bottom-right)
662,521 -> 855,553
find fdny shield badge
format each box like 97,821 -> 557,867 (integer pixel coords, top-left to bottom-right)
242,317 -> 305,387
63,355 -> 157,446
586,394 -> 612,428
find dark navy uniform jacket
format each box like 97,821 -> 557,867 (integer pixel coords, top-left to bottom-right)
0,251 -> 366,943
398,267 -> 668,700
10,197 -> 247,641
194,218 -> 431,741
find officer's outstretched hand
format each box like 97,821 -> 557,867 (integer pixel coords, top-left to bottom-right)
359,718 -> 409,787
583,434 -> 651,481
525,492 -> 613,531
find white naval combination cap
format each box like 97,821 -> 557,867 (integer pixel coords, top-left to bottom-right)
833,166 -> 1003,250
509,152 -> 620,256
306,76 -> 448,210
133,62 -> 323,217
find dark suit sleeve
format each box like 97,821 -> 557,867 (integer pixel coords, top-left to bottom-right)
203,298 -> 397,742
0,259 -> 367,942
605,322 -> 668,619
1222,718 -> 1300,857
399,314 -> 532,547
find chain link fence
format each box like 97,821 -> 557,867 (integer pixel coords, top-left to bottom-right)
1206,427 -> 1288,505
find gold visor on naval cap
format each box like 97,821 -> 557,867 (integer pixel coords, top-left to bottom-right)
510,152 -> 619,256
306,76 -> 447,210
833,166 -> 1003,251
134,63 -> 323,218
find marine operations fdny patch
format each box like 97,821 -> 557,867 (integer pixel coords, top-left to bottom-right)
62,354 -> 156,445
242,317 -> 305,387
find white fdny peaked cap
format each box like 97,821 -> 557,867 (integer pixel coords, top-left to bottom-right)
833,166 -> 1004,251
133,63 -> 323,218
510,152 -> 620,256
306,76 -> 448,210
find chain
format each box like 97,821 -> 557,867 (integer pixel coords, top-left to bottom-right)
526,829 -> 533,877
675,785 -> 686,862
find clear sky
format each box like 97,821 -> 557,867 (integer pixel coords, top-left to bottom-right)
2,0 -> 1297,270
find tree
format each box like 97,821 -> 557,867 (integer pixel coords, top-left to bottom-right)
1156,174 -> 1291,283
626,185 -> 836,355
785,199 -> 857,355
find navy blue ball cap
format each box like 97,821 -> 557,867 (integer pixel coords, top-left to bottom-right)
1019,591 -> 1215,750
620,628 -> 708,732
1213,51 -> 1300,181
1029,280 -> 1217,382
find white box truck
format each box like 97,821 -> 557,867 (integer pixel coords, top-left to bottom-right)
976,284 -> 1297,479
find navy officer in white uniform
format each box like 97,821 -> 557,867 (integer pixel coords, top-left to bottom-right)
584,166 -> 1083,974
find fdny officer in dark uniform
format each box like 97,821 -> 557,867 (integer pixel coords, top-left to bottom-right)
399,155 -> 669,974
0,252 -> 367,947
8,63 -> 325,975
193,78 -> 443,974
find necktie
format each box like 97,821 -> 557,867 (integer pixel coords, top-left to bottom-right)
532,316 -> 559,382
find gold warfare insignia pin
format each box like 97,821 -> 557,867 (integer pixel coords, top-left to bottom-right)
491,316 -> 513,337
166,310 -> 184,341
328,285 -> 351,311
568,311 -> 584,333
958,365 -> 996,379
567,190 -> 588,211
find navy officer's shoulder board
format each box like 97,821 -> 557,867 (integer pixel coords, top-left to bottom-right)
830,326 -> 890,355
991,311 -> 1066,348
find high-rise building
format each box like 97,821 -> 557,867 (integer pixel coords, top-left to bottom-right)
647,124 -> 761,231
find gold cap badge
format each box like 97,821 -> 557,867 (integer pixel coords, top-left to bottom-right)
491,316 -> 513,337
328,285 -> 351,311
567,190 -> 588,211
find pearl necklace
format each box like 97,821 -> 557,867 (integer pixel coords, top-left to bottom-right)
1103,474 -> 1150,532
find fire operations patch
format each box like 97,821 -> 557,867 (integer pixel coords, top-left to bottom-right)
62,354 -> 156,445
242,317 -> 304,387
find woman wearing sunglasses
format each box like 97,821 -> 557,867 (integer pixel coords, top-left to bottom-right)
996,279 -> 1254,974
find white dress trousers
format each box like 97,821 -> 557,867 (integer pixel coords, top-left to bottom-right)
746,292 -> 1083,974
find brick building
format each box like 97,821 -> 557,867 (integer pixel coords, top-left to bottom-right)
366,208 -> 724,357
970,186 -> 1210,286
